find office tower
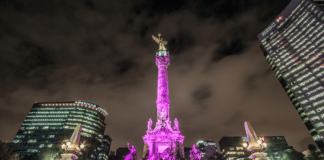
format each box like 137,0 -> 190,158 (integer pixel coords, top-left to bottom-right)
196,140 -> 219,159
116,147 -> 130,159
142,34 -> 184,159
219,137 -> 250,160
184,147 -> 192,160
257,0 -> 324,151
9,101 -> 108,159
90,135 -> 112,160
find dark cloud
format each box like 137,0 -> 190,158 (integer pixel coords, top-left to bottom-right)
213,38 -> 244,61
223,112 -> 244,126
193,84 -> 212,103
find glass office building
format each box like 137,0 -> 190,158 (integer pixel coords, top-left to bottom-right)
9,101 -> 108,159
258,0 -> 324,150
195,140 -> 220,160
90,135 -> 112,160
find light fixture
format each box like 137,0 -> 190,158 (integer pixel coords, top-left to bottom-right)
67,142 -> 71,146
243,143 -> 247,147
62,144 -> 66,149
257,140 -> 262,144
263,143 -> 267,147
80,144 -> 85,149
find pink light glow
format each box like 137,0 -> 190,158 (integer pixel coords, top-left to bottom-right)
142,52 -> 184,159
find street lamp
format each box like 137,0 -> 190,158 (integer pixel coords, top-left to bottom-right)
66,142 -> 71,146
80,144 -> 84,149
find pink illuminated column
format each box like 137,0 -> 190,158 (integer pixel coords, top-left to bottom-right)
155,53 -> 170,121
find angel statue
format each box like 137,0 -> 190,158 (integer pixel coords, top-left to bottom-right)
152,33 -> 168,51
147,118 -> 152,131
174,118 -> 179,130
190,144 -> 202,160
125,142 -> 137,160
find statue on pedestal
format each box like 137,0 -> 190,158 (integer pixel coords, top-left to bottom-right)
159,109 -> 167,121
152,33 -> 168,51
147,118 -> 152,131
190,144 -> 202,160
174,118 -> 179,130
125,142 -> 137,160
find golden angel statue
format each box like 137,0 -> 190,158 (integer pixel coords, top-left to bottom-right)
152,33 -> 168,51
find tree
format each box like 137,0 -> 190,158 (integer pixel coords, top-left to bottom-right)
0,140 -> 20,160
38,145 -> 63,160
282,148 -> 305,160
305,144 -> 321,160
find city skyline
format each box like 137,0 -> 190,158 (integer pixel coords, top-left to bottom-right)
0,0 -> 318,158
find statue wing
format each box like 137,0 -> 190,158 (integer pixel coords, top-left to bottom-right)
152,35 -> 160,44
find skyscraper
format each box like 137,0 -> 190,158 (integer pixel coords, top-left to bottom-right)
9,101 -> 108,159
257,0 -> 324,151
219,137 -> 249,160
196,140 -> 219,160
90,135 -> 112,160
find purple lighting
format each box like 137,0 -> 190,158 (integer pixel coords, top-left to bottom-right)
190,144 -> 202,160
142,50 -> 185,160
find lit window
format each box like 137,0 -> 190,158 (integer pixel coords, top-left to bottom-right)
13,139 -> 21,143
48,135 -> 55,138
28,139 -> 37,143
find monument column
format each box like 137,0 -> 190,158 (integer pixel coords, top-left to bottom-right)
154,33 -> 170,122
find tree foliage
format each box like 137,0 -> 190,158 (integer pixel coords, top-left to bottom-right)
38,145 -> 63,160
0,140 -> 20,160
305,144 -> 321,160
282,148 -> 305,160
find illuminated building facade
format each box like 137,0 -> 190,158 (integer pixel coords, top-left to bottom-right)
9,101 -> 108,159
142,34 -> 184,159
196,140 -> 219,160
257,0 -> 324,150
219,136 -> 290,160
90,135 -> 112,160
219,137 -> 249,160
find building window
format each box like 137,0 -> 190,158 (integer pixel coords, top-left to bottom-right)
27,149 -> 39,153
13,139 -> 21,143
48,135 -> 55,138
236,147 -> 243,150
42,126 -> 49,130
28,139 -> 37,143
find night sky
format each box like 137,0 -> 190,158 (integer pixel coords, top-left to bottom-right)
0,0 -> 318,158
